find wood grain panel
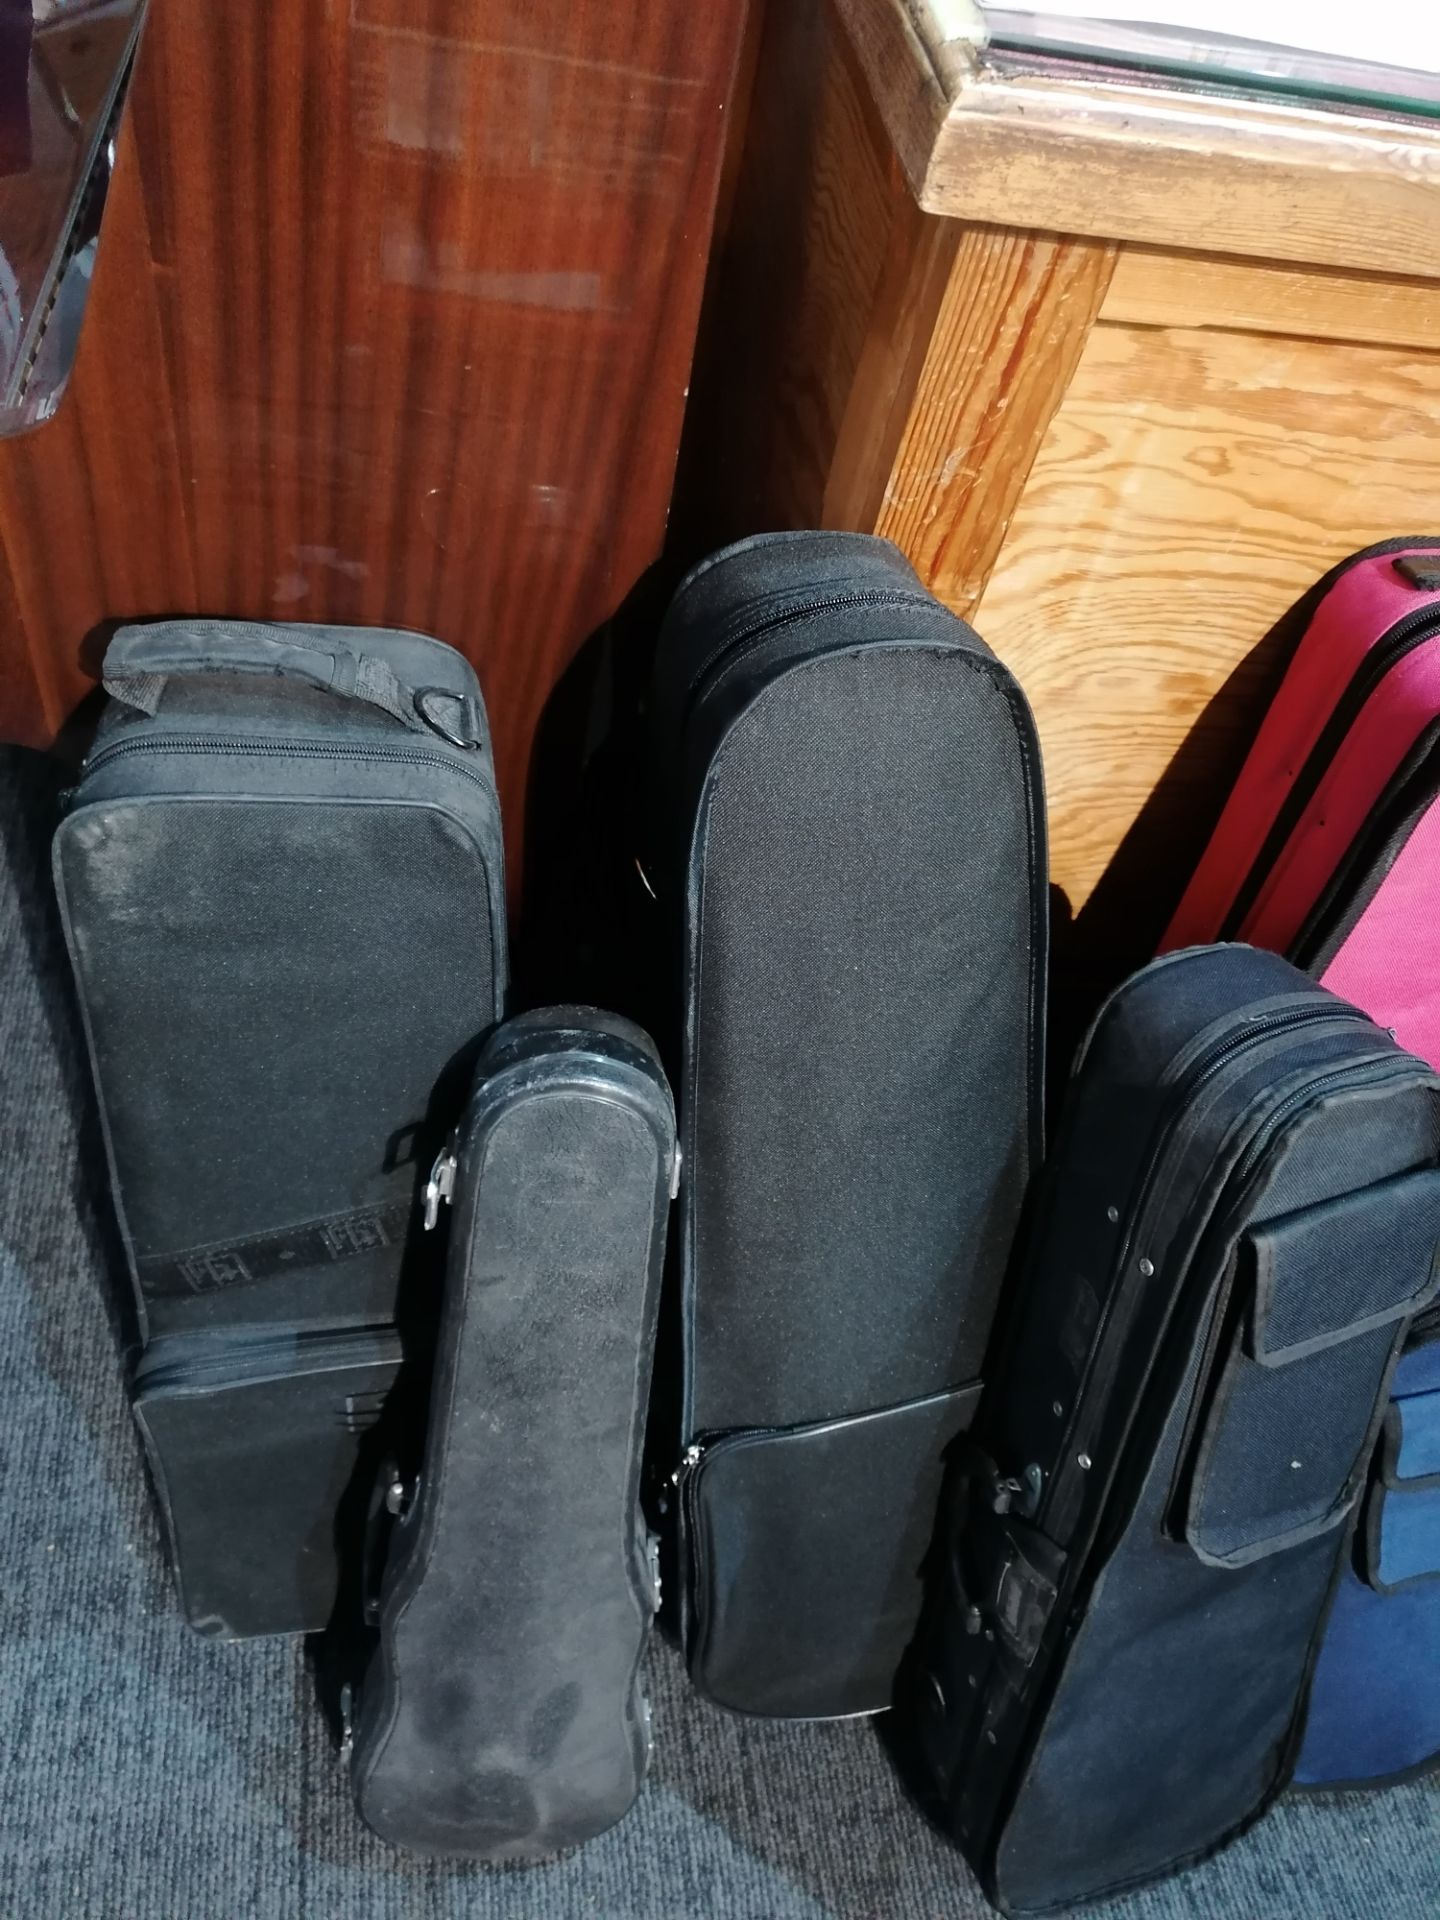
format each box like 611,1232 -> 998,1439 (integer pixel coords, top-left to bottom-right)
874,226 -> 1114,619
1105,249 -> 1440,352
973,320 -> 1440,953
827,0 -> 952,193
0,81 -> 193,733
0,0 -> 748,892
820,197 -> 958,534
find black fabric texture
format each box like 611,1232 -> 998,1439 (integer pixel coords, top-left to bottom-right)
686,1384 -> 982,1718
993,1392 -> 1346,1913
51,622 -> 505,1642
650,531 -> 924,788
133,1328 -> 402,1639
688,645 -> 1035,1431
989,1068 -> 1440,1908
352,1016 -> 674,1860
658,533 -> 1044,1724
906,946 -> 1440,1913
56,798 -> 498,1334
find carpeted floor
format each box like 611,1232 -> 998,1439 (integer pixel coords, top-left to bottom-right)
1,744 -> 1435,1919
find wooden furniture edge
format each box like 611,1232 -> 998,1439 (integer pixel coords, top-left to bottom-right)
834,0 -> 1440,280
831,0 -> 954,195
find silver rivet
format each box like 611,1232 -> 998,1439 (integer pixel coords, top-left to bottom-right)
1106,1205 -> 1119,1223
1051,1400 -> 1064,1418
1077,1453 -> 1093,1470
1291,1459 -> 1302,1471
1138,1257 -> 1154,1277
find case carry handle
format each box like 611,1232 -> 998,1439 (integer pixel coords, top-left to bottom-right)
102,621 -> 484,748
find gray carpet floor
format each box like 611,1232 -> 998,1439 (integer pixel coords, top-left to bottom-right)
1,745 -> 1436,1919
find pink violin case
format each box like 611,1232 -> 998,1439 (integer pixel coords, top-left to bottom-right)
1164,538 -> 1440,1064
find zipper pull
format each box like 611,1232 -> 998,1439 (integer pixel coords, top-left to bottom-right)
671,1442 -> 704,1486
669,1146 -> 682,1202
422,1138 -> 458,1230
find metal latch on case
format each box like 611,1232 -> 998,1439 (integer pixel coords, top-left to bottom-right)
992,1462 -> 1044,1521
422,1141 -> 458,1230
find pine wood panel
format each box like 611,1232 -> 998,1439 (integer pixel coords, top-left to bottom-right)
819,193 -> 958,535
973,318 -> 1440,951
1105,248 -> 1440,352
873,226 -> 1115,619
0,0 -> 748,888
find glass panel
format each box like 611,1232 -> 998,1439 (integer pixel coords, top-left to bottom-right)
0,0 -> 147,435
982,4 -> 1440,117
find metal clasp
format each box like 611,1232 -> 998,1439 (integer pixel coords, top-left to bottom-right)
991,1462 -> 1044,1522
422,1142 -> 457,1230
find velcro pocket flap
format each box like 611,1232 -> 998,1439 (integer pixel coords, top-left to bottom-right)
1246,1171 -> 1440,1365
1184,1169 -> 1440,1570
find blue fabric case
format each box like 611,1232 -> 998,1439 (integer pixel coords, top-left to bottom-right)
1295,1334 -> 1440,1788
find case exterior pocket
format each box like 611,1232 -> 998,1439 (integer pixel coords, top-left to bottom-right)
134,1327 -> 402,1640
1183,1169 -> 1440,1569
685,1384 -> 982,1718
1297,1334 -> 1440,1789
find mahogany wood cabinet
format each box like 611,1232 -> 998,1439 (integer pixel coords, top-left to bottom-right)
0,1 -> 749,889
675,0 -> 1440,999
